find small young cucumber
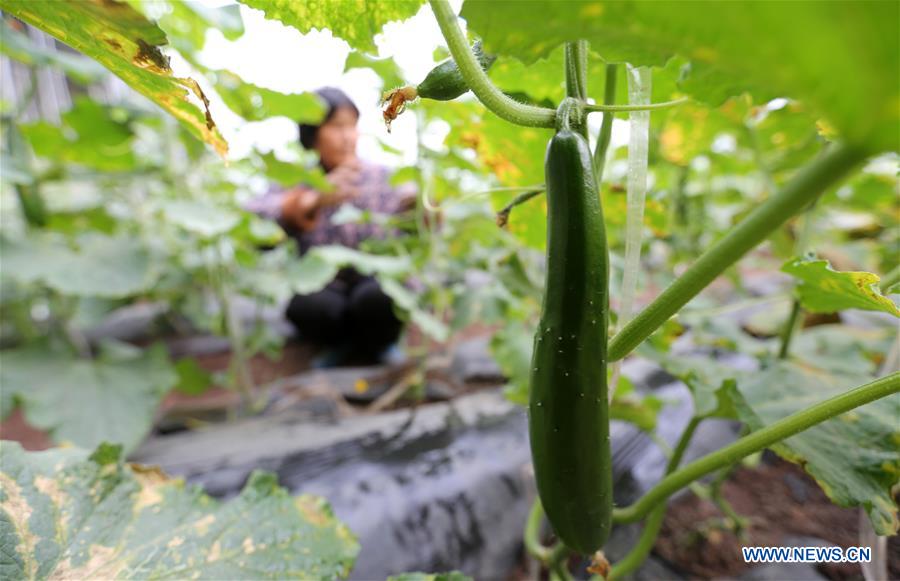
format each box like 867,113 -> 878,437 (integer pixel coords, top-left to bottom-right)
416,40 -> 496,101
529,127 -> 612,554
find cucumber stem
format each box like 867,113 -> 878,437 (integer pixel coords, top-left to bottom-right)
613,372 -> 900,524
564,41 -> 590,140
496,189 -> 544,228
565,41 -> 589,102
428,0 -> 556,128
604,417 -> 701,580
609,142 -> 868,362
592,64 -> 617,180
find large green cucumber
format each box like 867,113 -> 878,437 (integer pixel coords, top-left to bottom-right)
529,127 -> 611,554
416,40 -> 496,101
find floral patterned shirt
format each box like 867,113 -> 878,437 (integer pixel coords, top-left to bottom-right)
244,160 -> 416,254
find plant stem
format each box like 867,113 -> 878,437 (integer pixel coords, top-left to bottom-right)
565,40 -> 589,101
608,142 -> 868,362
613,372 -> 900,524
524,498 -> 570,574
524,499 -> 552,562
428,0 -> 556,128
564,41 -> 589,140
593,64 -> 617,181
777,299 -> 802,359
606,417 -> 701,580
551,558 -> 573,581
496,189 -> 544,228
585,97 -> 687,113
565,43 -> 581,101
779,199 -> 818,359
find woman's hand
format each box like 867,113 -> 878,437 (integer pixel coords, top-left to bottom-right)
281,187 -> 321,231
280,160 -> 362,231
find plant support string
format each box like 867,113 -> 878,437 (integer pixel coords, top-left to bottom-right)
610,65 -> 651,403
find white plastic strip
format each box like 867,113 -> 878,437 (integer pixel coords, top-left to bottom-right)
610,65 -> 651,402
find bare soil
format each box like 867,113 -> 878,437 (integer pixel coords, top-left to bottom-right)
655,457 -> 900,580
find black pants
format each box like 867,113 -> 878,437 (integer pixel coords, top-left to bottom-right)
285,269 -> 403,357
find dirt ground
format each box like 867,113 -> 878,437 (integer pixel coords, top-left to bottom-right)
655,457 -> 900,580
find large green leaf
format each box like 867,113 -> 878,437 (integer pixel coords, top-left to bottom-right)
0,233 -> 157,299
652,355 -> 738,419
0,441 -> 359,580
461,1 -> 899,151
281,253 -> 339,295
237,0 -> 422,52
0,343 -> 177,452
312,245 -> 413,277
258,151 -> 332,191
156,1 -> 244,53
0,0 -> 228,155
783,256 -> 900,317
158,199 -> 242,238
732,362 -> 900,535
20,98 -> 137,171
212,70 -> 326,123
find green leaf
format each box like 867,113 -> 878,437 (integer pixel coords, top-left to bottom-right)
490,321 -> 533,406
388,573 -> 472,581
344,52 -> 405,90
731,362 -> 900,535
389,166 -> 421,188
380,278 -> 449,342
258,151 -> 332,191
652,355 -> 739,419
233,214 -> 286,247
0,343 -> 177,452
212,70 -> 326,123
21,98 -> 137,172
788,325 -> 887,376
0,21 -> 105,84
461,1 -> 899,151
782,256 -> 900,317
172,358 -> 213,396
157,1 -> 244,53
0,233 -> 157,298
609,376 -> 662,432
237,0 -> 423,52
0,441 -> 359,580
158,200 -> 242,238
312,245 -> 412,277
0,0 -> 228,155
284,253 -> 340,295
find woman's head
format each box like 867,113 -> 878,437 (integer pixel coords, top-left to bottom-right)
299,87 -> 359,170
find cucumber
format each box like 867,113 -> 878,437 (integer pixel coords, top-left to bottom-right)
529,126 -> 612,554
416,40 -> 496,101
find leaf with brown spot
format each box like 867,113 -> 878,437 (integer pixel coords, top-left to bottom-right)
0,0 -> 228,156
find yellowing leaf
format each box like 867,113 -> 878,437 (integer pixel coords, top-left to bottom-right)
0,0 -> 228,155
0,443 -> 359,579
783,256 -> 900,317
